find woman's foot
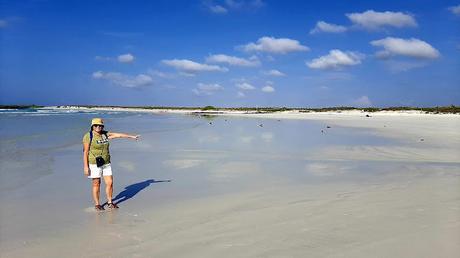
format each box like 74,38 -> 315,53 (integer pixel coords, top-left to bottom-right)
107,202 -> 119,209
95,205 -> 105,211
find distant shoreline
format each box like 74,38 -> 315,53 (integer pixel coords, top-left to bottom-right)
1,105 -> 459,115
48,105 -> 460,117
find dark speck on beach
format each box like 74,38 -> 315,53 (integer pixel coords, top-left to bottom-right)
326,126 -> 331,128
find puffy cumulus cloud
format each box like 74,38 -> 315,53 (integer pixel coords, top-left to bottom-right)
236,82 -> 256,90
353,95 -> 372,107
448,5 -> 460,15
346,10 -> 417,29
306,49 -> 364,70
117,53 -> 135,63
370,37 -> 440,59
261,85 -> 275,93
310,21 -> 347,34
264,69 -> 285,76
92,71 -> 153,88
206,54 -> 260,67
193,83 -> 224,96
162,59 -> 228,73
240,36 -> 309,54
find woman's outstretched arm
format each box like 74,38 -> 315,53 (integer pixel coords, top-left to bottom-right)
108,132 -> 140,140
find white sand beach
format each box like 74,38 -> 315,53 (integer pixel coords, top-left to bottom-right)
0,108 -> 459,257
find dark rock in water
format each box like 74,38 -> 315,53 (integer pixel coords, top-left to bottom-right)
209,122 -> 212,125
321,130 -> 324,133
277,120 -> 281,122
420,138 -> 424,141
366,114 -> 371,117
259,124 -> 263,127
326,126 -> 331,128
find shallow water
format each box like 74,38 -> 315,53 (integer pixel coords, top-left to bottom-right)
0,109 -> 458,257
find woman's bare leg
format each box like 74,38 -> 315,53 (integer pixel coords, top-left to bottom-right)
92,178 -> 101,205
103,175 -> 113,203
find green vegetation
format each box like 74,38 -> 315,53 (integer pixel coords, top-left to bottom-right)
0,105 -> 44,109
202,105 -> 217,111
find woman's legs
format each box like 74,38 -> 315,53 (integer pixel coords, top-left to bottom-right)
92,178 -> 101,205
103,175 -> 113,203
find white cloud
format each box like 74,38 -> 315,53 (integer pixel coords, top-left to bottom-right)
448,5 -> 460,15
261,85 -> 275,93
353,95 -> 372,107
92,71 -> 153,88
162,59 -> 228,73
209,5 -> 228,13
370,37 -> 440,59
204,0 -> 264,13
264,69 -> 285,76
0,20 -> 7,28
147,69 -> 175,79
240,36 -> 309,54
310,21 -> 347,34
206,54 -> 260,67
307,49 -> 364,70
237,91 -> 246,98
236,82 -> 256,90
117,53 -> 135,63
346,10 -> 417,29
92,71 -> 104,79
193,83 -> 224,96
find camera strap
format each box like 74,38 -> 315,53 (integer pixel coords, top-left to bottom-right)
88,130 -> 107,158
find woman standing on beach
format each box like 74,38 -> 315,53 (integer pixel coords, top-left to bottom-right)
83,118 -> 140,211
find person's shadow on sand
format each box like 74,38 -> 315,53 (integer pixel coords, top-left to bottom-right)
111,179 -> 171,205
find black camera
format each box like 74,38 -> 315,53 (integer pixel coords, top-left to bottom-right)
95,156 -> 105,167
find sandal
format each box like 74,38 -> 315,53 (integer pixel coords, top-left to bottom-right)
107,203 -> 119,209
95,205 -> 105,211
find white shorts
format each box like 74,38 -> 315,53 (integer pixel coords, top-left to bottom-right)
88,163 -> 113,178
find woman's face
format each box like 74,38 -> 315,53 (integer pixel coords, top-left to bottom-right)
93,124 -> 104,133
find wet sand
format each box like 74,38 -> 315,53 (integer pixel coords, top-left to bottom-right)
0,109 -> 459,257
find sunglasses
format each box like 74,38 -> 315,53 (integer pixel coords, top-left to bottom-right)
94,125 -> 104,128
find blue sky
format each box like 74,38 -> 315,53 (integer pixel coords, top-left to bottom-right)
1,0 -> 459,107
